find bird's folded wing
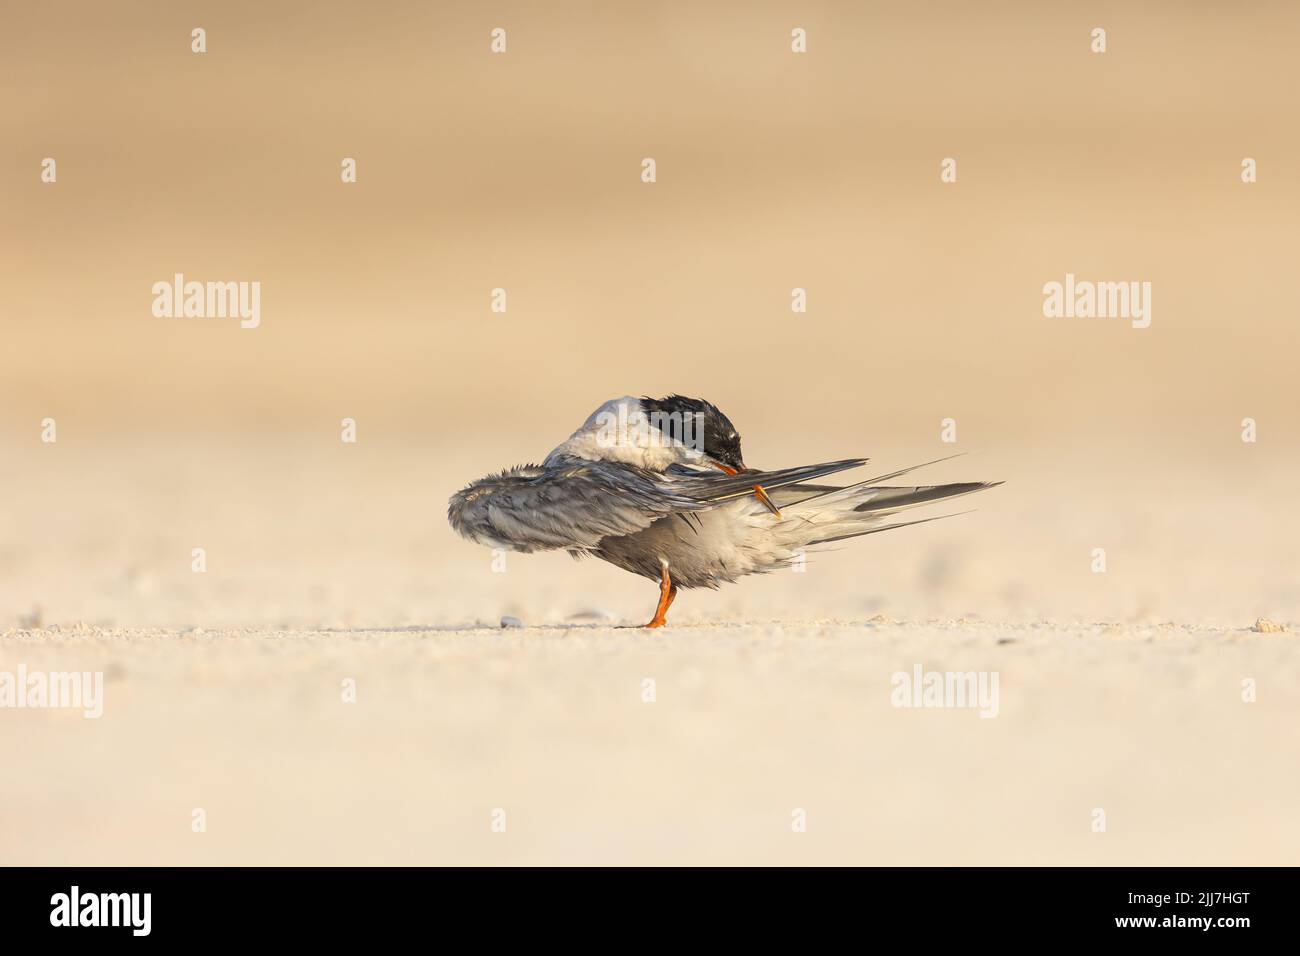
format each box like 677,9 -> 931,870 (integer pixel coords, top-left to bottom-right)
449,457 -> 872,552
448,460 -> 709,552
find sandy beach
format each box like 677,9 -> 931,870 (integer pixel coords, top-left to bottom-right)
2,440 -> 1297,865
4,615 -> 1297,866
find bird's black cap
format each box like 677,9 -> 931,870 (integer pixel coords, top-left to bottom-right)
640,395 -> 745,471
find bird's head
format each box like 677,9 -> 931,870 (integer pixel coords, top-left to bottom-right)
639,394 -> 745,470
640,395 -> 780,515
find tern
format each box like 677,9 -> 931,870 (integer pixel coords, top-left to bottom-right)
448,396 -> 1000,627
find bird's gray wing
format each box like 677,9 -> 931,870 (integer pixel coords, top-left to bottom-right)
448,459 -> 708,553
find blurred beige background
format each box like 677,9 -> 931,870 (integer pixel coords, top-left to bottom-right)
2,0 -> 1297,627
1,1 -> 1297,865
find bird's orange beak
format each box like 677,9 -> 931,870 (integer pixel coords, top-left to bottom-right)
715,463 -> 782,518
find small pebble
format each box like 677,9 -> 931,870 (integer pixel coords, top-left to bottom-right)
500,616 -> 524,629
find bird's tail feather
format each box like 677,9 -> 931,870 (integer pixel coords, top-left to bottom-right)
779,474 -> 1002,548
810,509 -> 977,545
850,481 -> 1000,514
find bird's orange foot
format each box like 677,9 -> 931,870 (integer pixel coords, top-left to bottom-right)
642,566 -> 677,628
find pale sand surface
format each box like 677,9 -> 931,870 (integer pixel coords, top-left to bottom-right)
2,441 -> 1297,865
3,620 -> 1296,866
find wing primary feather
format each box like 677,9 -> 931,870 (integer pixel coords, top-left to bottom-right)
780,453 -> 970,507
677,458 -> 869,503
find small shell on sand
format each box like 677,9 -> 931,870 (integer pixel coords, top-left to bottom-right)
1252,617 -> 1286,633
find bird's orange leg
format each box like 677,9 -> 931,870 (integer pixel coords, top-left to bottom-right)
644,565 -> 678,628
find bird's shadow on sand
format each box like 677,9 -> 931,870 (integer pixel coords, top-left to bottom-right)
309,620 -> 797,635
314,622 -> 634,635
